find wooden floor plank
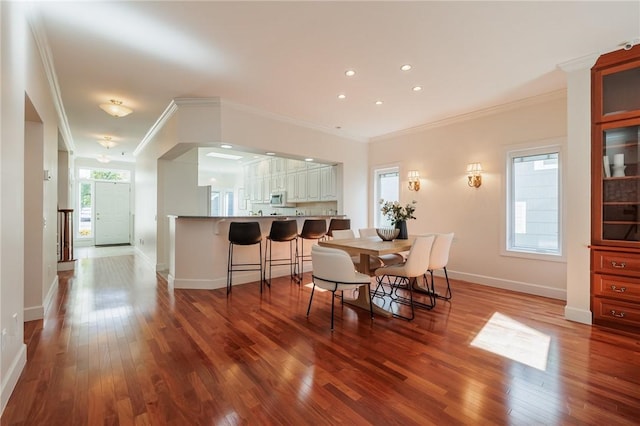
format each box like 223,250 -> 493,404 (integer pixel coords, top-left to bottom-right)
2,253 -> 640,425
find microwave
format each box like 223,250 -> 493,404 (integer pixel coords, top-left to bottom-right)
270,191 -> 293,207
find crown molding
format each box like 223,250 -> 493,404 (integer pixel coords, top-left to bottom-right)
133,101 -> 179,157
558,54 -> 598,73
370,89 -> 567,142
26,7 -> 76,154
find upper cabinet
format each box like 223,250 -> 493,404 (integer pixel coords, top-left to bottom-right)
592,49 -> 640,124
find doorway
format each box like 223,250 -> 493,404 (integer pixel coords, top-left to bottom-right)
95,181 -> 130,245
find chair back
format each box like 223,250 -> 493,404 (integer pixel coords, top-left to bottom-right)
300,219 -> 327,239
403,235 -> 435,277
311,245 -> 360,283
429,233 -> 454,269
228,222 -> 262,245
327,218 -> 351,237
358,228 -> 377,238
268,219 -> 298,242
332,229 -> 356,239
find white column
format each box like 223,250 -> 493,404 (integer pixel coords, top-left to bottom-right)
559,54 -> 598,324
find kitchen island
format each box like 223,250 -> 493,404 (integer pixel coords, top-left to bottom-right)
168,215 -> 346,290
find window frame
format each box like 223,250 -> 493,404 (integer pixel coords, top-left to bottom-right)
373,165 -> 400,227
502,141 -> 566,262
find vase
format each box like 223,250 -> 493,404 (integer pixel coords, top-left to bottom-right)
395,220 -> 408,240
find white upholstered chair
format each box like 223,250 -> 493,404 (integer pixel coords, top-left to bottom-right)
308,245 -> 374,330
426,232 -> 454,300
373,235 -> 435,320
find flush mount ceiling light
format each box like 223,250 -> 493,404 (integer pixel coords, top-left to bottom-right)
304,158 -> 314,162
98,136 -> 118,149
337,94 -> 346,100
99,99 -> 133,118
97,154 -> 111,163
400,64 -> 412,71
206,152 -> 243,160
412,86 -> 423,92
375,100 -> 383,105
345,69 -> 356,77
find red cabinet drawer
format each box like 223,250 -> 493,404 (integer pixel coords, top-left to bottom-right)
592,250 -> 640,276
593,298 -> 640,329
592,273 -> 640,302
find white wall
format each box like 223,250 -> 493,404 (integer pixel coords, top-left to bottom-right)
135,99 -> 368,272
1,2 -> 61,413
369,92 -> 568,299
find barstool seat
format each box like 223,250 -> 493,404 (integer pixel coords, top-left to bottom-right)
264,219 -> 298,287
227,222 -> 263,295
326,218 -> 351,239
295,219 -> 327,281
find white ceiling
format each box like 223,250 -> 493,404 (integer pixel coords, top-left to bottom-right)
31,1 -> 640,163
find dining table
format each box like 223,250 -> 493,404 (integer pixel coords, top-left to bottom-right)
318,236 -> 414,317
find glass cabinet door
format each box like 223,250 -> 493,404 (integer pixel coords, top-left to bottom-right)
601,122 -> 640,242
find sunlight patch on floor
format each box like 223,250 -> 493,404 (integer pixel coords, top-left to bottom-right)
470,312 -> 550,371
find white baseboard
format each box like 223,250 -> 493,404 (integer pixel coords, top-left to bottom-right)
1,343 -> 27,416
169,274 -> 226,290
446,270 -> 567,300
23,305 -> 44,322
564,305 -> 592,325
133,246 -> 156,271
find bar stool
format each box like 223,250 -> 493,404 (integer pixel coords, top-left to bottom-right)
263,219 -> 298,287
227,222 -> 263,295
295,219 -> 327,281
325,218 -> 351,239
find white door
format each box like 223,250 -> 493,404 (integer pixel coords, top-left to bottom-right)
95,182 -> 130,245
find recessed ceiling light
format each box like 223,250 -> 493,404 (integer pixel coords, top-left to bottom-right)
412,86 -> 423,92
266,152 -> 276,156
337,94 -> 346,100
220,144 -> 233,149
206,152 -> 243,160
400,64 -> 412,71
375,100 -> 383,105
345,69 -> 356,77
305,158 -> 314,162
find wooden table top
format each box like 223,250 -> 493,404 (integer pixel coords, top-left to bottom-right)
318,236 -> 414,256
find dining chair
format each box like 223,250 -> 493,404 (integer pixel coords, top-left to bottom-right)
227,221 -> 263,295
358,227 -> 404,266
333,229 -> 383,272
426,232 -> 454,300
308,245 -> 374,330
373,234 -> 435,320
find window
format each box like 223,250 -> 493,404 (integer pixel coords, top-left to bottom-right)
506,147 -> 562,257
374,167 -> 399,227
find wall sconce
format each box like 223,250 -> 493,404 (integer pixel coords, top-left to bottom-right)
99,99 -> 133,118
408,170 -> 421,191
467,163 -> 483,188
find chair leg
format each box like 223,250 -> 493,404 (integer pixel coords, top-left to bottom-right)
258,242 -> 263,293
442,267 -> 452,300
367,283 -> 374,320
306,284 -> 316,316
330,289 -> 335,330
227,242 -> 235,295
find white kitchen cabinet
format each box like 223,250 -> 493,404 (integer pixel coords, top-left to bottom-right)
320,165 -> 337,201
307,167 -> 320,201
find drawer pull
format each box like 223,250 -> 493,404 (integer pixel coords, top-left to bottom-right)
610,261 -> 626,269
610,285 -> 627,293
610,310 -> 626,318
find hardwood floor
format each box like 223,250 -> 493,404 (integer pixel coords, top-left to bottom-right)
2,253 -> 639,425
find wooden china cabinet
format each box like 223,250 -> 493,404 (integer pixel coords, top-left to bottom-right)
591,45 -> 640,333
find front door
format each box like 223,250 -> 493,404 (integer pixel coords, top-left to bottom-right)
95,181 -> 130,245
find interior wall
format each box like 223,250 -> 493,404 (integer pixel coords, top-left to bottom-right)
369,92 -> 568,299
219,102 -> 368,228
24,118 -> 44,321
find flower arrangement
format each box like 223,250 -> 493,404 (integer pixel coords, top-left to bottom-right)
379,199 -> 417,226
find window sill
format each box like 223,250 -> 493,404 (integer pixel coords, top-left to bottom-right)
501,248 -> 566,263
